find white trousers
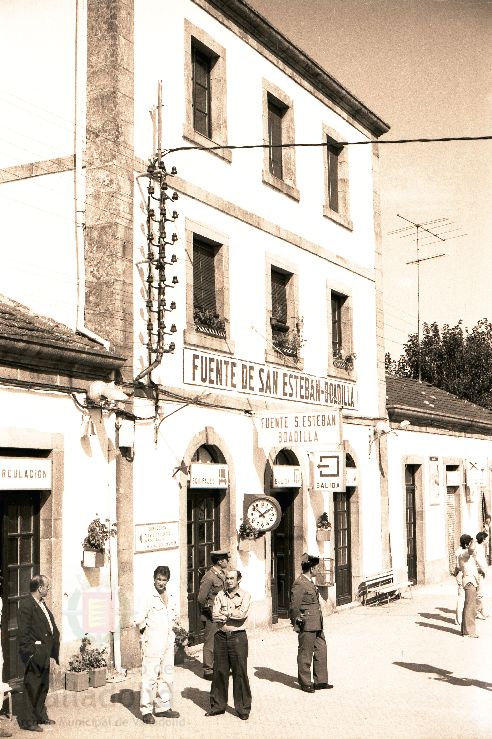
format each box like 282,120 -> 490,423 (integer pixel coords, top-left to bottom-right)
140,640 -> 174,716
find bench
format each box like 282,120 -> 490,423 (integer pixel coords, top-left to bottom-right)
358,569 -> 414,606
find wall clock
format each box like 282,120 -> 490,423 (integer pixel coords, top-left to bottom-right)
246,495 -> 282,533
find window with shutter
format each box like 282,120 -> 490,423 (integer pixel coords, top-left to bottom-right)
271,269 -> 288,326
331,293 -> 344,358
268,97 -> 284,180
192,45 -> 212,138
327,140 -> 341,213
193,238 -> 216,313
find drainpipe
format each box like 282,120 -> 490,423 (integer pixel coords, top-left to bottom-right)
74,0 -> 110,351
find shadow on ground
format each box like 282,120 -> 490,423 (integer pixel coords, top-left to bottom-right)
181,686 -> 236,717
419,611 -> 455,624
415,621 -> 460,636
253,666 -> 298,690
394,662 -> 492,691
110,688 -> 141,720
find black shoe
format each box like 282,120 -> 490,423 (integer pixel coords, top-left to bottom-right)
314,683 -> 334,690
205,710 -> 225,717
203,673 -> 213,681
21,726 -> 43,733
154,710 -> 180,718
300,685 -> 315,693
38,719 -> 56,725
237,713 -> 249,720
142,714 -> 155,724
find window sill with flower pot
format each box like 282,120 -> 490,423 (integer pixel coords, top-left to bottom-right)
329,352 -> 356,380
316,513 -> 332,542
81,516 -> 116,569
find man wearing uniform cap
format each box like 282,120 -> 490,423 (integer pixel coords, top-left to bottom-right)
289,553 -> 332,693
197,550 -> 229,680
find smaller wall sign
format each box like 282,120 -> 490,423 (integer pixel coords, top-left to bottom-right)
0,457 -> 51,490
312,452 -> 345,492
189,463 -> 229,489
429,457 -> 441,505
272,465 -> 301,488
135,522 -> 179,552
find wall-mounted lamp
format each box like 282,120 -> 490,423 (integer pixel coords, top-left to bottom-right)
116,418 -> 135,462
87,381 -> 130,409
369,419 -> 410,456
80,414 -> 96,439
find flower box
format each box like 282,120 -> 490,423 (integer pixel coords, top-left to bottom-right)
174,644 -> 186,666
316,529 -> 331,542
65,671 -> 89,692
82,549 -> 105,568
88,666 -> 107,688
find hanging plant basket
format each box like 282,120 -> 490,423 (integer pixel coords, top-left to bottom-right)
238,537 -> 257,552
82,549 -> 105,568
174,644 -> 186,665
316,529 -> 331,542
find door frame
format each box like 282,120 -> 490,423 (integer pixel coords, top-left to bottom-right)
402,458 -> 425,584
333,489 -> 352,606
270,488 -> 296,622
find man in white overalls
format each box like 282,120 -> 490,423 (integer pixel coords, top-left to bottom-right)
135,566 -> 180,724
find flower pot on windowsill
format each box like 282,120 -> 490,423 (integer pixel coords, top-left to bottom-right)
88,666 -> 107,688
65,671 -> 89,692
174,644 -> 186,665
316,529 -> 331,542
82,549 -> 105,568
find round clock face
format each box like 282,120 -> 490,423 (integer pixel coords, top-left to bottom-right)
247,496 -> 282,532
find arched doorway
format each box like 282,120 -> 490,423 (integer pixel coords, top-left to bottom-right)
187,444 -> 226,642
269,449 -> 299,623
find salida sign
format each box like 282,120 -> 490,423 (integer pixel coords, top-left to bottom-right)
183,348 -> 357,409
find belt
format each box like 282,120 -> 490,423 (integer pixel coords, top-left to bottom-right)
218,629 -> 246,635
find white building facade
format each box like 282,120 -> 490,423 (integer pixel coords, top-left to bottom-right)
1,0 -> 393,672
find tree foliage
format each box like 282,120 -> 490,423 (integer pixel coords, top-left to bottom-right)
385,319 -> 492,410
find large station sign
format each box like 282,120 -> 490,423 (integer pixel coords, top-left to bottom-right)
183,348 -> 357,409
255,410 -> 341,449
0,457 -> 51,490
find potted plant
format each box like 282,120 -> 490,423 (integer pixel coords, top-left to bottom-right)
316,512 -> 332,541
193,306 -> 226,338
80,634 -> 108,688
82,515 -> 117,567
238,521 -> 262,551
65,651 -> 89,692
172,622 -> 190,666
333,351 -> 356,372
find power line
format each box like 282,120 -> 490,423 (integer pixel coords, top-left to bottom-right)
166,134 -> 492,155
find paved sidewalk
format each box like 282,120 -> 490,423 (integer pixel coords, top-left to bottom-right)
6,576 -> 492,738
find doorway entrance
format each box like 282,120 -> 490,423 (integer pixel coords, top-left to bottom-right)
186,445 -> 225,643
405,465 -> 418,583
334,490 -> 352,605
270,450 -> 299,623
0,491 -> 40,684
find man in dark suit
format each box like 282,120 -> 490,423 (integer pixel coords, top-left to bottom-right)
197,550 -> 229,680
18,575 -> 60,732
289,553 -> 332,693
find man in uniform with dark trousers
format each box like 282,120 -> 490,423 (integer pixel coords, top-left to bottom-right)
205,570 -> 251,720
18,575 -> 60,732
289,553 -> 333,693
197,550 -> 229,680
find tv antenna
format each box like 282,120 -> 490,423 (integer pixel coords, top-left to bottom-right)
388,214 -> 466,381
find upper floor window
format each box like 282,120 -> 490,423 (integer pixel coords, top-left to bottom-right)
184,220 -> 233,353
268,97 -> 285,180
328,287 -> 354,377
192,44 -> 212,138
262,81 -> 299,201
184,20 -> 230,162
267,265 -> 302,366
323,125 -> 352,230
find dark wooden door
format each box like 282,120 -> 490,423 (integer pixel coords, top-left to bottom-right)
0,491 -> 40,683
187,491 -> 222,642
405,465 -> 418,583
334,491 -> 352,605
271,490 -> 294,622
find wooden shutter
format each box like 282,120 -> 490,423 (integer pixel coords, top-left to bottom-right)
327,140 -> 341,213
271,269 -> 288,324
192,45 -> 211,138
331,293 -> 343,356
193,238 -> 216,312
268,99 -> 284,179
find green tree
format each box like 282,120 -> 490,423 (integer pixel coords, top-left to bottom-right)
386,319 -> 492,409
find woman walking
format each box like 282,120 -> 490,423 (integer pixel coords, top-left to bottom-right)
457,534 -> 483,638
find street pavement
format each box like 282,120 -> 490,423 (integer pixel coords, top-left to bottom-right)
4,574 -> 491,738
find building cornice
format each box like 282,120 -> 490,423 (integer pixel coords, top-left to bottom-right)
196,0 -> 390,137
387,403 -> 492,436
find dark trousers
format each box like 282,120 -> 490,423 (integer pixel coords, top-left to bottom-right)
297,630 -> 328,688
210,630 -> 251,717
202,616 -> 219,674
22,661 -> 50,726
461,583 -> 477,636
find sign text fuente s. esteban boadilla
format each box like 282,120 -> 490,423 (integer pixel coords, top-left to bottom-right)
183,348 -> 357,409
256,410 -> 341,449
